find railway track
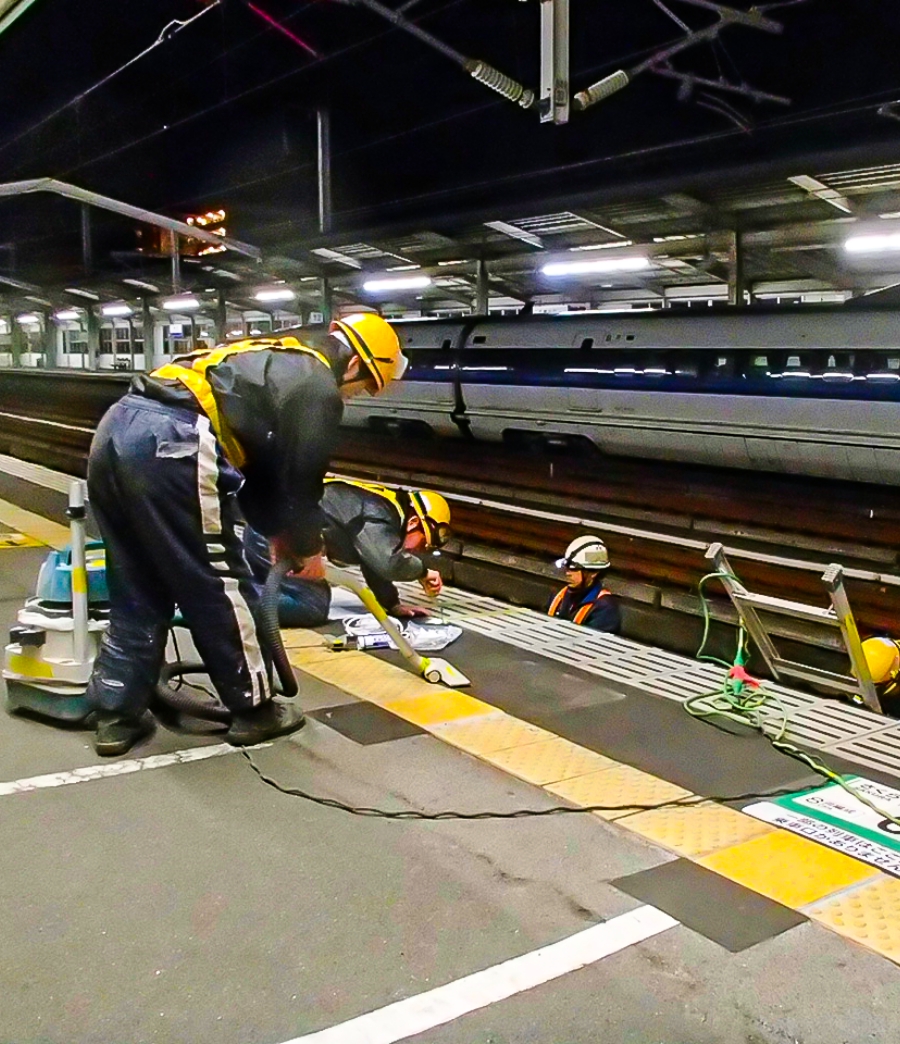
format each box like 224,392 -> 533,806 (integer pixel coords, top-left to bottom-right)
0,369 -> 897,676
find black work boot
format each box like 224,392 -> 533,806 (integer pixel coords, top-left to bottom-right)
226,701 -> 306,746
94,712 -> 155,757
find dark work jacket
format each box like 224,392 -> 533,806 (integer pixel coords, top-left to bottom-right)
547,576 -> 622,634
244,481 -> 427,612
131,332 -> 352,557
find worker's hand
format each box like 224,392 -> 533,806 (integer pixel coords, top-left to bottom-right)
295,553 -> 326,581
419,569 -> 443,597
394,604 -> 431,619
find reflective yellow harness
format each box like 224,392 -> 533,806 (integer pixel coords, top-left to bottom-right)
152,337 -> 330,469
324,477 -> 406,524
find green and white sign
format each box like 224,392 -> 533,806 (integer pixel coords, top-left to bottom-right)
745,776 -> 900,878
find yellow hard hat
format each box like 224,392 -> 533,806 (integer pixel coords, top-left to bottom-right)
330,314 -> 408,392
862,636 -> 900,685
409,489 -> 451,548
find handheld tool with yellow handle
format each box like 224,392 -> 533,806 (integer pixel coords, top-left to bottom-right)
325,565 -> 471,687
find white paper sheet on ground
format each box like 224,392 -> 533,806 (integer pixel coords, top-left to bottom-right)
328,586 -> 368,620
342,613 -> 463,652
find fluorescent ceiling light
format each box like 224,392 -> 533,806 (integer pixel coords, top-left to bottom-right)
311,247 -> 362,269
162,296 -> 201,311
845,233 -> 900,254
54,309 -> 80,321
484,220 -> 543,249
363,276 -> 432,292
16,313 -> 40,324
569,240 -> 634,252
123,278 -> 160,292
101,303 -> 133,317
385,264 -> 421,272
254,288 -> 296,303
542,257 -> 650,277
65,287 -> 100,300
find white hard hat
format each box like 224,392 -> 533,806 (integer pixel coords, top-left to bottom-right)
558,535 -> 610,571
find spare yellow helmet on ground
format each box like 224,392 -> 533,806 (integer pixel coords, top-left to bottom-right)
330,314 -> 408,391
409,489 -> 451,548
862,636 -> 900,685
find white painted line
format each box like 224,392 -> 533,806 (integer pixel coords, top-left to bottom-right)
0,451 -> 74,494
0,742 -> 269,797
284,905 -> 678,1044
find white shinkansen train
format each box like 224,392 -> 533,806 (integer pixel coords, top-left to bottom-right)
340,306 -> 900,485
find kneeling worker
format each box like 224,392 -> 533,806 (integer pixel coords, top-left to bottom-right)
548,535 -> 621,634
244,480 -> 452,625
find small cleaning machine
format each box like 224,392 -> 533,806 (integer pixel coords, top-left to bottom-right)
3,480 -> 109,722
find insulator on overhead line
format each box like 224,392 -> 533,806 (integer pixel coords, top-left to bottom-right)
466,60 -> 536,109
573,69 -> 630,111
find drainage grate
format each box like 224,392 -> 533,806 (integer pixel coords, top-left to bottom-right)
399,584 -> 900,780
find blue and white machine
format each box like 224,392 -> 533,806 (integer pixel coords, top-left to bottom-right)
3,481 -> 109,722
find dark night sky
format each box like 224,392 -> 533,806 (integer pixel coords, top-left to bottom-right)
1,0 -> 899,250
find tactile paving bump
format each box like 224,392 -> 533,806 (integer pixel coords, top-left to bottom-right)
809,878 -> 900,964
431,713 -> 556,754
624,802 -> 775,858
381,691 -> 495,727
480,738 -> 618,787
544,763 -> 692,820
700,830 -> 879,909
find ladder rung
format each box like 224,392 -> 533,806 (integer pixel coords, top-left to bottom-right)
733,592 -> 837,623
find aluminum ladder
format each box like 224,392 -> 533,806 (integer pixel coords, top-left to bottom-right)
705,542 -> 882,714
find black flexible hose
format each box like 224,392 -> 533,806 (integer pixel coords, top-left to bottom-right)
153,555 -> 298,719
261,557 -> 298,698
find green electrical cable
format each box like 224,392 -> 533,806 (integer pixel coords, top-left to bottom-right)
689,571 -> 900,830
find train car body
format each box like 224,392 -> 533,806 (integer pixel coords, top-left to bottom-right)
341,307 -> 900,484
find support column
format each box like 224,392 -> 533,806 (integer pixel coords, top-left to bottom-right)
215,288 -> 227,344
81,204 -> 93,276
320,276 -> 333,325
42,311 -> 58,368
85,306 -> 100,371
9,313 -> 24,366
142,298 -> 157,370
728,230 -> 746,307
475,257 -> 489,315
317,107 -> 332,235
169,230 -> 181,292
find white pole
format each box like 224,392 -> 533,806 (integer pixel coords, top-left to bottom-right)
68,479 -> 90,664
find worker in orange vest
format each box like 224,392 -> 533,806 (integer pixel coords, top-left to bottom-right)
547,535 -> 621,633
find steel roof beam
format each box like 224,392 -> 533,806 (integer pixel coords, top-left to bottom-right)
0,179 -> 262,260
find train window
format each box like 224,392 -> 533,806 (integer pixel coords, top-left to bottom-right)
821,351 -> 854,382
579,337 -> 594,351
708,354 -> 736,378
441,338 -> 452,351
472,335 -> 487,344
626,334 -> 635,342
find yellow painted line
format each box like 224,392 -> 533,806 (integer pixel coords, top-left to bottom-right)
624,801 -> 775,858
0,531 -> 43,549
700,830 -> 880,908
545,764 -> 693,821
283,624 -> 895,962
808,877 -> 900,963
430,714 -> 557,755
479,738 -> 619,788
0,498 -> 68,549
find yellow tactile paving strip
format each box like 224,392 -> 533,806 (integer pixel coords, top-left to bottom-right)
0,498 -> 67,549
809,878 -> 900,961
285,625 -> 900,966
3,470 -> 896,962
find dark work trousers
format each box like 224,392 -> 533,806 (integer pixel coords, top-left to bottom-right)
85,394 -> 272,718
278,578 -> 331,628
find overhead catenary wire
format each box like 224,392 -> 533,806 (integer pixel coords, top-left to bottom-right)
0,1 -> 223,163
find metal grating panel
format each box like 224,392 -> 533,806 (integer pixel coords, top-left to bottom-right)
511,211 -> 609,236
819,164 -> 900,193
396,582 -> 900,779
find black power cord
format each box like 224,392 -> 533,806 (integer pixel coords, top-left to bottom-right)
240,747 -> 816,821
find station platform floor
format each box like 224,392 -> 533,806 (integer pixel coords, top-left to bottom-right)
2,455 -> 900,1043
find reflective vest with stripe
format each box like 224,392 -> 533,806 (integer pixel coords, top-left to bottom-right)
548,585 -> 611,626
151,337 -> 331,469
324,477 -> 405,524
